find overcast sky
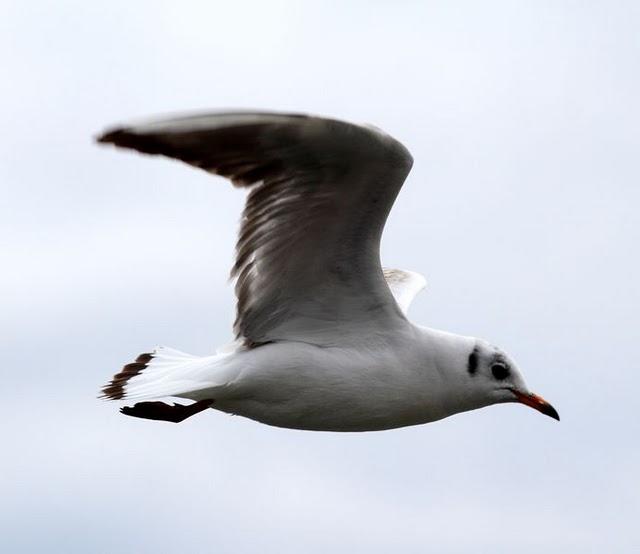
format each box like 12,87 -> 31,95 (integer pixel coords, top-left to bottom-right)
2,1 -> 639,552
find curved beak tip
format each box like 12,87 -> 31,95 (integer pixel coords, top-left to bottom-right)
513,391 -> 560,421
540,402 -> 560,422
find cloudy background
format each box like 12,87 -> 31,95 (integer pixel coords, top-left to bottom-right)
3,1 -> 639,552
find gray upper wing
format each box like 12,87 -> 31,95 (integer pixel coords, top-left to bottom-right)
97,111 -> 414,346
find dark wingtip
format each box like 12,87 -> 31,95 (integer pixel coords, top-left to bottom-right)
94,128 -> 172,156
95,128 -> 124,145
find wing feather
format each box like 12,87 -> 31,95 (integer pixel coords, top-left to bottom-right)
383,268 -> 427,315
97,111 -> 414,346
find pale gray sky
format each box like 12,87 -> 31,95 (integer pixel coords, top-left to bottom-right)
2,1 -> 639,552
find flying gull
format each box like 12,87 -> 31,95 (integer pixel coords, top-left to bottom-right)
97,111 -> 559,430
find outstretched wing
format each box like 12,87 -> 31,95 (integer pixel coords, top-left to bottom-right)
383,268 -> 427,315
97,111 -> 414,346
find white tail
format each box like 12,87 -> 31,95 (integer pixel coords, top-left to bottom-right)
101,346 -> 220,401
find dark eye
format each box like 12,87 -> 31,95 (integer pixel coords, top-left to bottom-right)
491,363 -> 510,380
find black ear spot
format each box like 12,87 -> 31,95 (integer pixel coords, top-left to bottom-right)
491,363 -> 510,380
467,346 -> 479,375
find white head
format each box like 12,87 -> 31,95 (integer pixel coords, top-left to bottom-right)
463,339 -> 559,420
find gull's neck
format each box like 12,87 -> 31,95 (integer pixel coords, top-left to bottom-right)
416,326 -> 476,372
408,326 -> 485,420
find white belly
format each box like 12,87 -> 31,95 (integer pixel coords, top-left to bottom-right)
191,340 -> 450,432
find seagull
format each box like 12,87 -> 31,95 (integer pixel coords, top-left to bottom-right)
97,111 -> 559,430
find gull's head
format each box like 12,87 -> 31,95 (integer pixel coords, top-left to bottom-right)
465,340 -> 559,421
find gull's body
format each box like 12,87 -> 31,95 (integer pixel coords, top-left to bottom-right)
98,111 -> 558,429
171,328 -> 474,432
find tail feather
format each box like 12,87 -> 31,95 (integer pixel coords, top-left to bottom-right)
100,347 -> 213,401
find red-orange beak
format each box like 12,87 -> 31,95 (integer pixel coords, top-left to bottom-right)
512,390 -> 560,421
